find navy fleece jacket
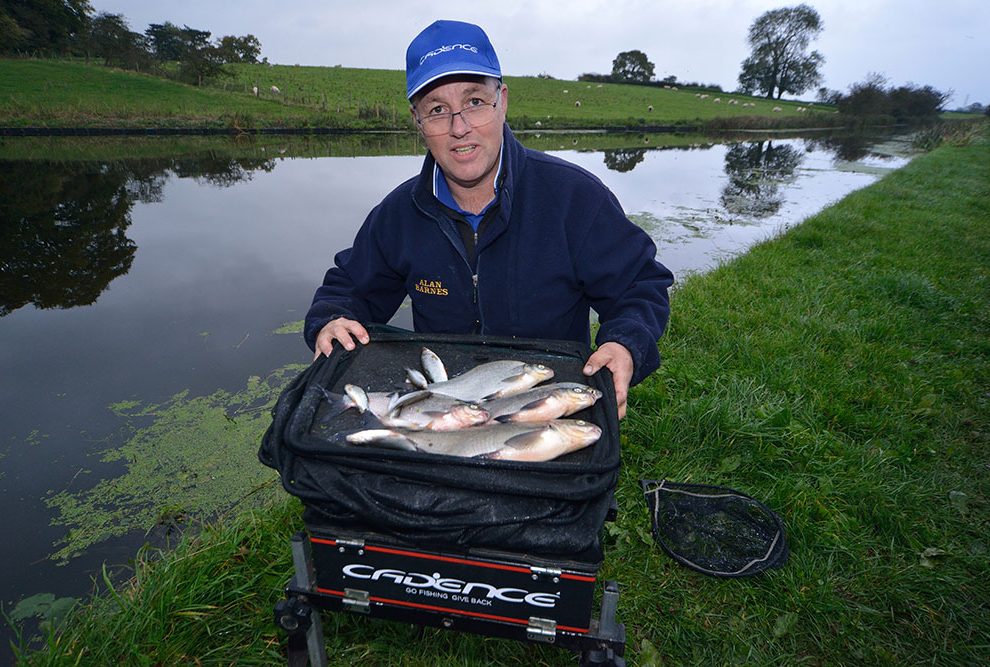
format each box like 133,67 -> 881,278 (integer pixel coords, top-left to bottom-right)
305,124 -> 674,386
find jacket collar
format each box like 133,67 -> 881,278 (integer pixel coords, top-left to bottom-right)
412,123 -> 523,228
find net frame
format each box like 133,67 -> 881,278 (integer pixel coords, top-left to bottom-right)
641,479 -> 789,578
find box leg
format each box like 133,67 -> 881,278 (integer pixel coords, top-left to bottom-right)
274,533 -> 328,667
580,580 -> 626,667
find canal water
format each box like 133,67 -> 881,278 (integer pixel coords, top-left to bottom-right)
0,129 -> 913,654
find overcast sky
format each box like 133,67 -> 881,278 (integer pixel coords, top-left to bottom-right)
91,0 -> 988,108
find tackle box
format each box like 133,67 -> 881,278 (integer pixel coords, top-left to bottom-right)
261,326 -> 626,664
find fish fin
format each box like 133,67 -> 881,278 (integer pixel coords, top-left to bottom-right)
502,429 -> 549,449
345,429 -> 418,451
317,386 -> 356,422
388,389 -> 432,415
493,414 -> 516,423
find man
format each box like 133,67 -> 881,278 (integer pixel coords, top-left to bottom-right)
305,20 -> 673,418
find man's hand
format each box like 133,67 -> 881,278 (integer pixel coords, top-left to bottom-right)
582,342 -> 634,419
313,317 -> 370,360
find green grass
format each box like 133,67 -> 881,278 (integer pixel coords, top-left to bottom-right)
11,124 -> 988,664
1,59 -> 839,131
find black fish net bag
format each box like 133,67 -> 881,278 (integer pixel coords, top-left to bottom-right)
641,479 -> 788,577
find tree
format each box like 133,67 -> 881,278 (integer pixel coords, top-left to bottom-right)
0,0 -> 92,55
0,9 -> 29,52
737,4 -> 824,100
178,44 -> 229,86
216,34 -> 261,63
86,12 -> 148,68
816,86 -> 842,106
836,72 -> 890,117
837,74 -> 950,120
611,50 -> 655,83
145,22 -> 185,60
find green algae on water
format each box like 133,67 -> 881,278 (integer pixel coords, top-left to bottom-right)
46,364 -> 306,563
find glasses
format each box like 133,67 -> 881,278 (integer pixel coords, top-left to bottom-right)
415,94 -> 500,137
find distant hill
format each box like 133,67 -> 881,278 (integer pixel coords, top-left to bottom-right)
1,58 -> 837,131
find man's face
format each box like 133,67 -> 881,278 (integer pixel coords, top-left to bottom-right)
411,77 -> 508,195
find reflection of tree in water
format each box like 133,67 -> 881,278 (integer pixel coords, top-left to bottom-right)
801,134 -> 893,163
720,141 -> 803,218
603,148 -> 647,173
173,156 -> 275,188
0,156 -> 275,317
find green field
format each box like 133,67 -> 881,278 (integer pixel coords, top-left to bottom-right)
1,59 -> 839,131
11,124 -> 988,665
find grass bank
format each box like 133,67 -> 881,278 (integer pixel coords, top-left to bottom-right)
1,59 -> 846,132
11,133 -> 989,665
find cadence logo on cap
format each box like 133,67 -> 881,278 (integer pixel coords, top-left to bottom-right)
420,43 -> 479,66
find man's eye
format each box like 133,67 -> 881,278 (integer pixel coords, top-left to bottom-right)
468,98 -> 485,107
427,106 -> 447,116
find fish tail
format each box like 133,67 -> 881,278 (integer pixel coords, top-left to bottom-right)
317,386 -> 357,422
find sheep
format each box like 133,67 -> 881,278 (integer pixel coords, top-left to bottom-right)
647,104 -> 654,112
271,85 -> 281,95
712,98 -> 721,103
575,100 -> 581,107
251,85 -> 258,97
772,106 -> 782,112
671,86 -> 678,91
699,94 -> 709,99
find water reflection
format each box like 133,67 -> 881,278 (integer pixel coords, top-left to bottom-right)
802,133 -> 897,162
603,148 -> 647,172
0,162 -> 135,316
0,156 -> 275,317
720,141 -> 804,218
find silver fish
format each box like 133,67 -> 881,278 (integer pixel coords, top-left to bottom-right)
405,359 -> 554,402
420,347 -> 448,383
405,367 -> 429,389
346,419 -> 601,461
482,383 -> 603,423
326,385 -> 489,431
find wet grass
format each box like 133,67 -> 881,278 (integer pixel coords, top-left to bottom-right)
11,128 -> 990,664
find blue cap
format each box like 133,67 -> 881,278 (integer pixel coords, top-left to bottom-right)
406,20 -> 501,100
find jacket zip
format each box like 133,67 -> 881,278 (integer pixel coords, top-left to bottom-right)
417,202 -> 484,333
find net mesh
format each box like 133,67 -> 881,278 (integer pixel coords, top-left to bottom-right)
641,479 -> 788,577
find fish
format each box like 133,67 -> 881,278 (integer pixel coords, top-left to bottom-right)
321,385 -> 489,431
405,367 -> 429,389
404,359 -> 555,403
481,382 -> 603,423
420,347 -> 448,383
345,419 -> 601,461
